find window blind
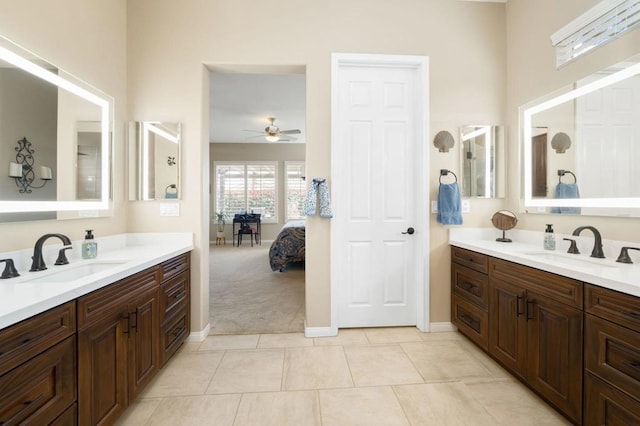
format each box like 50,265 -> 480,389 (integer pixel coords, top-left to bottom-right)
551,0 -> 640,68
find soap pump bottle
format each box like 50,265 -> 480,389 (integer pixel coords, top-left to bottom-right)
544,224 -> 556,251
82,229 -> 98,259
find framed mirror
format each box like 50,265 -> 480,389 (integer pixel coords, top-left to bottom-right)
522,53 -> 640,217
0,35 -> 113,217
128,122 -> 181,200
460,125 -> 506,198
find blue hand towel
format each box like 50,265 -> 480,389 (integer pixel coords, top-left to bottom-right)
550,183 -> 581,214
437,182 -> 463,225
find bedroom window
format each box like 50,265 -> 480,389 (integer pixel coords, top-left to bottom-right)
285,162 -> 306,221
214,162 -> 278,223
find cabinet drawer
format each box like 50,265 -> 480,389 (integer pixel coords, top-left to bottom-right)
0,302 -> 75,376
50,403 -> 76,426
160,309 -> 189,367
160,270 -> 190,321
451,246 -> 488,274
585,313 -> 640,400
584,372 -> 640,426
451,263 -> 488,310
585,284 -> 640,334
77,267 -> 159,329
160,253 -> 190,282
0,336 -> 76,426
451,294 -> 489,350
489,258 -> 582,309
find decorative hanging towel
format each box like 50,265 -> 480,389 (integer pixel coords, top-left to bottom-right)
437,182 -> 463,225
303,178 -> 334,218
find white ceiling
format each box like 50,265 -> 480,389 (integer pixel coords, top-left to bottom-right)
209,72 -> 306,143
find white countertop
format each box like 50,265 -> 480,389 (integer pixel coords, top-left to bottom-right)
449,228 -> 640,298
0,232 -> 193,330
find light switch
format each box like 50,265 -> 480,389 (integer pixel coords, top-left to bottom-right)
462,199 -> 470,213
431,200 -> 438,213
160,203 -> 180,217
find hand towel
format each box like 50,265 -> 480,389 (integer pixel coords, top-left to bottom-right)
550,183 -> 581,214
303,178 -> 334,218
437,182 -> 463,225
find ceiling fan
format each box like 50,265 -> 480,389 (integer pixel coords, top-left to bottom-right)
244,117 -> 301,142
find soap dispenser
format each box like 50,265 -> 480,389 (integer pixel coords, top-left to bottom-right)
82,230 -> 98,259
544,224 -> 556,251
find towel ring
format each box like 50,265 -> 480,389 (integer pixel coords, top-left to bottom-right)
557,170 -> 576,184
439,169 -> 457,184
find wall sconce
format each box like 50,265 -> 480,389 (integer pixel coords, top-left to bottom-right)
8,137 -> 52,193
433,130 -> 455,153
551,132 -> 571,153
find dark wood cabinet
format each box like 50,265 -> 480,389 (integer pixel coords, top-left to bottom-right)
0,252 -> 190,425
77,305 -> 128,425
0,303 -> 77,426
451,248 -> 490,351
78,268 -> 161,426
488,258 -> 583,424
159,254 -> 190,367
489,277 -> 527,378
584,284 -> 640,424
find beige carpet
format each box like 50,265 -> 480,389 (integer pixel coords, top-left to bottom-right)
209,243 -> 305,335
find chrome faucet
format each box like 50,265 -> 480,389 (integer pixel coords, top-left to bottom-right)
571,226 -> 605,258
30,233 -> 72,271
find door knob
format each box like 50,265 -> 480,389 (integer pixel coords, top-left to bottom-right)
402,227 -> 415,235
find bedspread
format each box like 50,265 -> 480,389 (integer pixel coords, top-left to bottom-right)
269,220 -> 305,271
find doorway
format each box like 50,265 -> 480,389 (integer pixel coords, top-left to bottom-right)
330,53 -> 430,331
208,67 -> 306,335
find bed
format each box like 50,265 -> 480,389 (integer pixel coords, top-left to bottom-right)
269,220 -> 305,272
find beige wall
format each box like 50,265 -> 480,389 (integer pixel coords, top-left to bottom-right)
0,2 -> 127,246
127,0 -> 507,330
210,143 -> 305,242
506,0 -> 640,241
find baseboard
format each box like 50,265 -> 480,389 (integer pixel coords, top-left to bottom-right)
187,323 -> 211,342
304,321 -> 338,338
429,322 -> 457,333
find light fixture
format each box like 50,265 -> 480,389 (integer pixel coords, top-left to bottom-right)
8,137 -> 53,193
265,135 -> 280,142
551,132 -> 572,153
433,130 -> 455,153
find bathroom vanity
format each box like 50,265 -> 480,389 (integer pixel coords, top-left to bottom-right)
0,233 -> 192,425
450,229 -> 640,425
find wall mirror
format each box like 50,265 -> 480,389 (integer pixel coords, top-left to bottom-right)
128,122 -> 181,201
522,53 -> 640,217
0,35 -> 113,221
460,125 -> 506,198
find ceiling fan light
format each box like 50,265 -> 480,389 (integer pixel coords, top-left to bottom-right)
265,135 -> 279,142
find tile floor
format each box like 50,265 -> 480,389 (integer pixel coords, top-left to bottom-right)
116,328 -> 571,426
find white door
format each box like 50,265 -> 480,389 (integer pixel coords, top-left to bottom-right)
331,54 -> 429,329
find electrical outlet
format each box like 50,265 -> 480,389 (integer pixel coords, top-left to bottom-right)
160,203 -> 180,217
462,199 -> 470,213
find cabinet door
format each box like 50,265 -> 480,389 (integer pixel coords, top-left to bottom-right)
585,372 -> 640,426
489,278 -> 527,378
527,293 -> 582,424
78,306 -> 128,426
128,287 -> 160,402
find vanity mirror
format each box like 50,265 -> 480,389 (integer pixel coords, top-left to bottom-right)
522,53 -> 640,217
0,35 -> 113,220
460,125 -> 506,198
128,122 -> 181,201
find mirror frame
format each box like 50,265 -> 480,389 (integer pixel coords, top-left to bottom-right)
522,59 -> 640,210
0,36 -> 112,213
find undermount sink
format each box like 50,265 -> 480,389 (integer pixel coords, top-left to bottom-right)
519,251 -> 615,269
22,261 -> 127,283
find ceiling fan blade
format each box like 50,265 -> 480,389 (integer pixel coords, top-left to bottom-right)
279,136 -> 298,142
245,134 -> 266,139
280,129 -> 301,135
243,129 -> 264,134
